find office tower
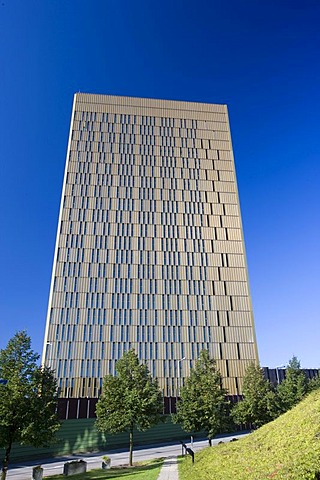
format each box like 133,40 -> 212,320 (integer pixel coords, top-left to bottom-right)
43,93 -> 258,402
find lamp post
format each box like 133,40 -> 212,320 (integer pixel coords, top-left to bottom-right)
176,357 -> 186,408
276,365 -> 286,384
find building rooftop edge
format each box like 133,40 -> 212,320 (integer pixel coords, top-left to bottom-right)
73,92 -> 228,113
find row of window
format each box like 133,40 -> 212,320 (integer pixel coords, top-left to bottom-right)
67,185 -> 211,204
84,178 -> 233,195
51,333 -> 255,363
77,123 -> 200,136
54,357 -> 255,396
54,338 -> 243,367
56,275 -> 219,293
49,305 -> 252,327
69,163 -> 218,180
56,264 -> 245,284
64,198 -> 236,218
56,242 -> 243,264
51,324 -> 231,344
54,277 -> 248,298
72,139 -> 228,159
60,231 -> 239,254
56,265 -> 246,289
75,108 -> 227,128
75,129 -> 207,142
60,214 -> 240,235
60,235 -> 210,253
61,222 -> 212,240
71,163 -> 234,184
66,184 -> 237,207
61,212 -> 225,229
56,253 -> 244,281
50,290 -> 250,314
54,279 -> 248,310
69,151 -> 233,168
58,374 -> 241,396
76,111 -> 202,129
73,131 -> 221,149
59,227 -> 239,248
66,166 -> 228,184
53,341 -> 250,371
52,295 -> 237,312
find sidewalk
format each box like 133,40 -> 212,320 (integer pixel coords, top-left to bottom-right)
157,456 -> 179,480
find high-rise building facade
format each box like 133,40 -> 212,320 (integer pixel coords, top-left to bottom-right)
43,93 -> 258,401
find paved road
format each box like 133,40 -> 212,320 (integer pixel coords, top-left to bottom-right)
7,432 -> 248,479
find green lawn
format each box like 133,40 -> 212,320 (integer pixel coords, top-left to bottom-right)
45,458 -> 163,480
178,390 -> 320,480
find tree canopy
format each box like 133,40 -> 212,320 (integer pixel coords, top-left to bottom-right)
174,350 -> 230,445
0,331 -> 60,480
232,362 -> 277,428
95,350 -> 163,466
307,372 -> 320,393
277,356 -> 308,413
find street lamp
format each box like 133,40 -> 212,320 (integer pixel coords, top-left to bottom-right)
176,357 -> 186,404
275,365 -> 286,384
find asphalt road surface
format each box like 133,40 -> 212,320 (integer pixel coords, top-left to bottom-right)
7,432 -> 248,479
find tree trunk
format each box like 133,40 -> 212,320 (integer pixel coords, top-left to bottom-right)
129,426 -> 133,466
208,437 -> 212,447
1,443 -> 12,480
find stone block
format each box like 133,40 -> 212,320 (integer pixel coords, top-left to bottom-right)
63,460 -> 87,476
32,466 -> 43,480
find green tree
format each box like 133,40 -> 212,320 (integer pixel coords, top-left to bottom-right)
232,362 -> 278,428
174,350 -> 230,446
95,350 -> 163,466
307,372 -> 320,393
0,331 -> 60,480
277,356 -> 308,413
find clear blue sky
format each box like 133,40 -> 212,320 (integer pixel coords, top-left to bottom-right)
0,0 -> 319,368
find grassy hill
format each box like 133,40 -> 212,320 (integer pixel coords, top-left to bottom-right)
179,390 -> 320,480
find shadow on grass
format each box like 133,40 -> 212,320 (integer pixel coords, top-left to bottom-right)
46,458 -> 164,480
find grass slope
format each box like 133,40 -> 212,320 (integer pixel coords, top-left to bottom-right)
179,390 -> 320,480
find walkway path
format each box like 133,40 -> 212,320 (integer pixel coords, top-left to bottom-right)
157,456 -> 179,480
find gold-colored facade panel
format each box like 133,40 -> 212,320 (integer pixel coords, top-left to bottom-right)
43,93 -> 258,398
